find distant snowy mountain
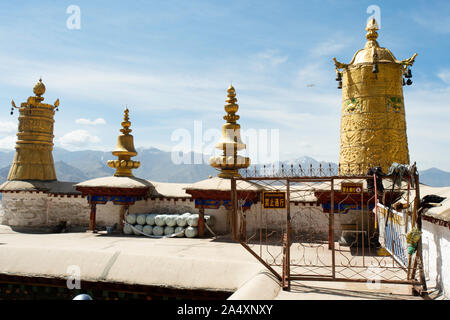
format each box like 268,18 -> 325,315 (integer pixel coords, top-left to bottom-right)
419,168 -> 450,187
0,147 -> 448,187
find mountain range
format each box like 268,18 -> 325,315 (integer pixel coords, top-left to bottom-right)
0,147 -> 449,187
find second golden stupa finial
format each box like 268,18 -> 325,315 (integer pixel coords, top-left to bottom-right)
365,17 -> 379,42
209,86 -> 250,178
224,85 -> 240,124
107,108 -> 140,177
33,78 -> 46,97
121,108 -> 132,135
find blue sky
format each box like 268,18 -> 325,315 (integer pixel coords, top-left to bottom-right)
0,0 -> 449,170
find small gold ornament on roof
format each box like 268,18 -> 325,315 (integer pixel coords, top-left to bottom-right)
107,108 -> 140,177
209,85 -> 250,178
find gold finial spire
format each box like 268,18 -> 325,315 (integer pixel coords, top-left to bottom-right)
209,86 -> 250,178
33,78 -> 46,97
107,108 -> 140,177
120,108 -> 132,135
7,79 -> 59,181
224,85 -> 240,124
365,17 -> 379,41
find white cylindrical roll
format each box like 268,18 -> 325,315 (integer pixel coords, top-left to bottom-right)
143,225 -> 153,235
176,215 -> 188,227
126,214 -> 137,224
123,224 -> 133,235
152,225 -> 164,236
133,224 -> 143,235
187,214 -> 199,227
185,226 -> 198,238
136,214 -> 147,225
174,226 -> 185,237
155,215 -> 166,226
165,215 -> 178,227
146,214 -> 157,226
164,226 -> 175,235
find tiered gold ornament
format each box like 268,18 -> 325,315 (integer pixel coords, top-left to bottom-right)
107,108 -> 140,177
333,18 -> 417,175
209,85 -> 250,178
8,79 -> 60,181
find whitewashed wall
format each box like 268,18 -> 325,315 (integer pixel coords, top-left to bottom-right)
1,192 -> 48,226
422,221 -> 450,299
1,193 -> 371,240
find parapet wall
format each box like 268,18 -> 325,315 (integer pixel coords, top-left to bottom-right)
1,192 -> 363,239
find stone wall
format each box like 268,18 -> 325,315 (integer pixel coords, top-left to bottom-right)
422,221 -> 450,299
1,192 -> 48,227
1,192 -> 366,239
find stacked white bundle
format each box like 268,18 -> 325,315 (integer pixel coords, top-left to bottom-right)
123,224 -> 133,235
154,215 -> 166,226
174,226 -> 185,237
125,214 -> 137,224
146,214 -> 157,225
153,225 -> 164,236
143,225 -> 153,235
133,224 -> 143,235
136,214 -> 147,225
165,215 -> 178,227
185,226 -> 198,238
164,226 -> 175,235
122,212 -> 214,238
187,214 -> 199,227
176,212 -> 191,227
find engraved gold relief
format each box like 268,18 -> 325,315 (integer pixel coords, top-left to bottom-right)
107,108 -> 141,177
209,86 -> 250,178
334,19 -> 415,175
7,79 -> 59,181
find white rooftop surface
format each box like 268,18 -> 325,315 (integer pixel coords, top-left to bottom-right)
185,176 -> 263,192
0,225 -> 425,300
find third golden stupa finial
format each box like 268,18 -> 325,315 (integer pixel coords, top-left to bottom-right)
365,17 -> 379,42
107,108 -> 140,177
209,85 -> 250,178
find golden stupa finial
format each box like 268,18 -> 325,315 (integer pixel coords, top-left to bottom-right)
209,86 -> 250,178
120,107 -> 132,135
107,107 -> 140,177
366,17 -> 379,42
224,85 -> 240,124
33,78 -> 46,97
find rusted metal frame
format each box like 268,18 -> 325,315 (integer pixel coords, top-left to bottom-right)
288,276 -> 420,285
259,199 -> 263,257
414,172 -> 428,296
119,204 -> 129,230
239,174 -> 382,181
330,179 -> 336,279
239,241 -> 282,282
88,196 -> 97,232
282,232 -> 288,290
361,183 -> 365,267
198,205 -> 205,237
231,177 -> 238,241
284,178 -> 291,290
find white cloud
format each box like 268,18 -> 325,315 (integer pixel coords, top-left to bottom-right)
0,121 -> 17,134
412,7 -> 450,34
437,70 -> 450,85
310,39 -> 350,58
75,118 -> 106,125
57,130 -> 101,150
250,49 -> 288,72
0,135 -> 16,149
